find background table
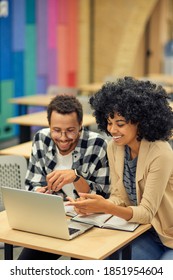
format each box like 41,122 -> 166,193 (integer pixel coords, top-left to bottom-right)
0,141 -> 32,159
79,83 -> 173,94
7,111 -> 96,143
147,73 -> 173,86
9,80 -> 173,110
9,94 -> 91,115
9,95 -> 53,115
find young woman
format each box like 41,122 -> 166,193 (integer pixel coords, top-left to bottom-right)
68,77 -> 173,260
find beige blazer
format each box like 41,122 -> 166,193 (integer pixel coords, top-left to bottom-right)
107,139 -> 173,248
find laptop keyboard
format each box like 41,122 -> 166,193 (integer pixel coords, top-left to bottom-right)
68,227 -> 80,235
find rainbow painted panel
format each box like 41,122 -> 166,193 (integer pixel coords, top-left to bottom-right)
0,0 -> 79,139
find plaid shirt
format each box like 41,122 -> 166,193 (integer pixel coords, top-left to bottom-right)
25,127 -> 110,197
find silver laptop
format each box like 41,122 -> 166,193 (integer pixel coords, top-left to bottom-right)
1,186 -> 93,240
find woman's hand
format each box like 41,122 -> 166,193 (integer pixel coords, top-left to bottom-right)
67,193 -> 109,214
67,196 -> 87,215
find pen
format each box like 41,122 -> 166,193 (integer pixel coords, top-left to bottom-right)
51,189 -> 68,201
73,189 -> 80,198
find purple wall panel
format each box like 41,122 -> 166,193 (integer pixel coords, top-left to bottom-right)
47,0 -> 57,85
36,76 -> 47,94
37,0 -> 48,76
12,0 -> 25,51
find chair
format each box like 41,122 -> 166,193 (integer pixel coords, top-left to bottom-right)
103,75 -> 118,83
47,85 -> 79,96
46,86 -> 98,131
0,155 -> 27,256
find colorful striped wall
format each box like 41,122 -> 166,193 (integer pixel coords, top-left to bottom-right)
0,0 -> 79,140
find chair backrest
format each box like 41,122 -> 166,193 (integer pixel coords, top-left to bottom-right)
77,96 -> 92,114
103,75 -> 118,83
47,85 -> 79,96
0,155 -> 27,211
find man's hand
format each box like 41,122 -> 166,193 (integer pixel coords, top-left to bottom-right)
46,169 -> 76,192
35,186 -> 48,193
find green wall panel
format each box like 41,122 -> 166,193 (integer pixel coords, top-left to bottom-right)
0,81 -> 15,141
24,25 -> 36,96
26,0 -> 36,24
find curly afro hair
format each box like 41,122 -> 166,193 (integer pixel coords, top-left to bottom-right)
89,76 -> 173,141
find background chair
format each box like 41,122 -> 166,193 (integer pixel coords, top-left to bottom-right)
0,155 -> 27,258
47,85 -> 101,133
0,155 -> 27,211
46,85 -> 79,96
47,85 -> 98,131
103,75 -> 118,83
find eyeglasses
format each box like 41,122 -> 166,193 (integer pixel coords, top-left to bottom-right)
51,129 -> 79,139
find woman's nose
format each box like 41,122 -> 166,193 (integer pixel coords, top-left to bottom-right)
109,124 -> 118,133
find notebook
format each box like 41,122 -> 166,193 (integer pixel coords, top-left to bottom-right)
72,213 -> 139,232
0,186 -> 93,240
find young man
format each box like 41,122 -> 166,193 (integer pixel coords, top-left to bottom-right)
18,94 -> 109,260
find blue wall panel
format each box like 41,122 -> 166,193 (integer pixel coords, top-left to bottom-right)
13,52 -> 24,98
0,0 -> 13,79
